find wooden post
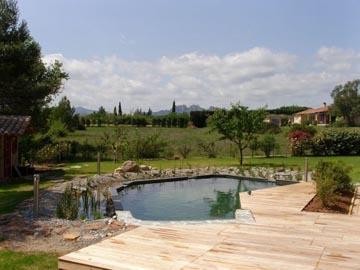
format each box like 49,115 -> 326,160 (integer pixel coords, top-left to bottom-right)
33,174 -> 40,217
304,157 -> 308,182
97,152 -> 101,175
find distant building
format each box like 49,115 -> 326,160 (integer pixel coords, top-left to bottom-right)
292,103 -> 331,125
264,114 -> 289,127
0,116 -> 31,181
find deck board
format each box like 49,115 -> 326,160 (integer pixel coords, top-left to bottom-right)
59,182 -> 360,270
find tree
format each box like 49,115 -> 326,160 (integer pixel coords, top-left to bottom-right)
147,107 -> 152,116
209,104 -> 266,165
113,106 -> 117,116
51,96 -> 76,130
171,100 -> 176,113
331,79 -> 360,126
0,0 -> 68,128
118,102 -> 122,116
259,134 -> 277,158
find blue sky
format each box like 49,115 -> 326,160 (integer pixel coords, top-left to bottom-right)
18,0 -> 360,111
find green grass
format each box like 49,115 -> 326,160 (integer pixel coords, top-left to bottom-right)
0,172 -> 62,215
0,250 -> 57,270
62,155 -> 360,182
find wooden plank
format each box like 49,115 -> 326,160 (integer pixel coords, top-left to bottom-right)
59,182 -> 360,270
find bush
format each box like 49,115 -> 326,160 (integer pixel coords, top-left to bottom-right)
311,130 -> 360,156
131,132 -> 167,159
178,144 -> 192,159
313,161 -> 353,206
190,111 -> 214,128
289,124 -> 317,136
198,140 -> 218,158
259,134 -> 277,157
260,123 -> 282,134
288,130 -> 312,156
249,137 -> 259,157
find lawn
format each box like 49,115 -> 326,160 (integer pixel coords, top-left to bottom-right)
62,155 -> 360,182
0,172 -> 62,215
0,250 -> 57,270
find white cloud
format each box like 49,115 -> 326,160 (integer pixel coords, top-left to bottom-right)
43,47 -> 359,112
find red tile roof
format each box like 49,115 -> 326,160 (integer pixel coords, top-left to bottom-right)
295,106 -> 330,115
0,116 -> 31,135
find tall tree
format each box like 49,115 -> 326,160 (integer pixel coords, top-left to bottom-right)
118,102 -> 122,116
147,107 -> 152,116
113,106 -> 117,116
0,0 -> 68,128
51,96 -> 76,130
331,79 -> 360,126
209,104 -> 266,165
171,100 -> 176,113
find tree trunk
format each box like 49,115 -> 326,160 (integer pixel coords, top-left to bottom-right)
238,144 -> 243,166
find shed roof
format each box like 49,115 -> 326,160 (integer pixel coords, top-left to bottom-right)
0,116 -> 31,135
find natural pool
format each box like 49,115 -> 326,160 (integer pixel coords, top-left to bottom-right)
113,177 -> 276,221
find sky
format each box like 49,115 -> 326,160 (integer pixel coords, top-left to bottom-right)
18,0 -> 360,112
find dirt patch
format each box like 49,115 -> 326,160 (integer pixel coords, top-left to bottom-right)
303,191 -> 354,214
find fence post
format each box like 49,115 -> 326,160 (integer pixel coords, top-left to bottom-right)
33,174 -> 40,218
304,157 -> 308,182
97,152 -> 101,175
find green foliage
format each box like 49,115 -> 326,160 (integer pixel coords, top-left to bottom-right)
190,110 -> 214,128
209,103 -> 266,165
331,79 -> 360,126
249,137 -> 259,157
47,120 -> 68,138
313,161 -> 353,206
0,0 -> 68,129
56,184 -> 79,220
312,129 -> 360,156
50,96 -> 78,131
289,124 -> 317,136
198,140 -> 218,158
259,134 -> 277,157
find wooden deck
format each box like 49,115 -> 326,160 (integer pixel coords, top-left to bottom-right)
59,182 -> 360,270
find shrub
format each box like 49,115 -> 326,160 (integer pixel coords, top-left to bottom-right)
289,124 -> 317,136
259,134 -> 277,157
131,132 -> 167,159
313,161 -> 353,206
288,130 -> 312,156
249,137 -> 259,157
311,130 -> 360,156
260,122 -> 282,134
178,144 -> 192,159
198,140 -> 218,158
190,110 -> 214,128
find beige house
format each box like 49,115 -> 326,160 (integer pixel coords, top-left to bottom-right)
0,116 -> 31,182
292,104 -> 331,125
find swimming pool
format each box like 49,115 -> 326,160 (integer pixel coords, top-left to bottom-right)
113,176 -> 276,221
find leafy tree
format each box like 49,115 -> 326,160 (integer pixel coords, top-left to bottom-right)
331,79 -> 360,126
171,100 -> 176,113
0,0 -> 68,128
209,104 -> 266,165
51,96 -> 76,130
259,134 -> 277,157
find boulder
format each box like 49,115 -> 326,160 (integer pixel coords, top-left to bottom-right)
109,220 -> 126,230
120,161 -> 139,173
63,231 -> 80,241
139,165 -> 150,171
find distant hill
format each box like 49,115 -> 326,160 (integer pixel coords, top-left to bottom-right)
75,106 -> 95,116
153,104 -> 206,116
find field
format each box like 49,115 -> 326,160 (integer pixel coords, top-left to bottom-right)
0,250 -> 57,270
64,126 -> 292,157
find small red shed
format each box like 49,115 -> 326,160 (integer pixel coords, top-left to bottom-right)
0,116 -> 31,181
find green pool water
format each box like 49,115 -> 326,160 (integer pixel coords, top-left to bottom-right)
114,177 -> 276,221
